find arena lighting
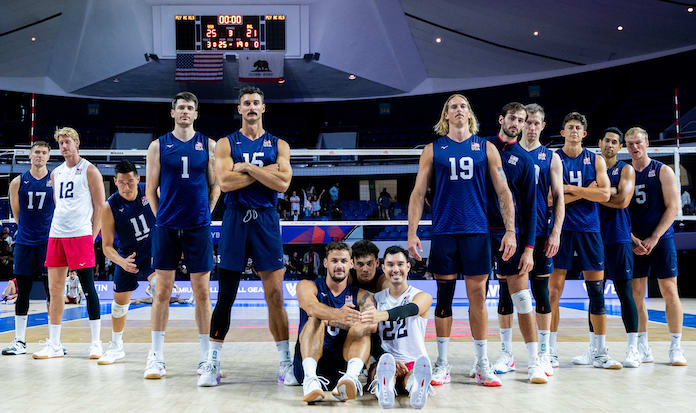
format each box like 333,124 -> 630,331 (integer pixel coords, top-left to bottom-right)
617,25 -> 624,31
31,36 -> 36,42
533,31 -> 539,36
688,7 -> 694,13
435,37 -> 442,43
277,78 -> 285,84
348,74 -> 356,80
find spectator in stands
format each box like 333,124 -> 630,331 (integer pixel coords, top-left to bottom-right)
682,188 -> 693,215
278,194 -> 291,220
331,203 -> 343,220
378,188 -> 392,220
290,191 -> 301,216
1,228 -> 13,248
329,182 -> 340,207
302,189 -> 313,218
1,278 -> 18,304
303,247 -> 321,278
64,271 -> 82,304
286,251 -> 304,278
312,189 -> 325,217
0,240 -> 12,276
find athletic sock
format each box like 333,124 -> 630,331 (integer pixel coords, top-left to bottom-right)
302,357 -> 318,378
538,330 -> 550,355
549,332 -> 558,351
436,337 -> 450,365
589,332 -> 596,349
594,334 -> 606,351
637,331 -> 648,347
473,339 -> 487,362
209,341 -> 223,362
500,328 -> 512,354
151,331 -> 165,356
89,319 -> 101,343
49,324 -> 61,345
112,331 -> 123,347
15,315 -> 28,342
627,332 -> 638,349
276,340 -> 291,364
669,333 -> 682,349
346,357 -> 364,377
526,341 -> 538,363
199,334 -> 209,362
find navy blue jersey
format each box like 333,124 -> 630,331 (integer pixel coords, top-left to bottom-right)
600,161 -> 632,245
224,131 -> 279,209
558,148 -> 601,232
156,132 -> 211,229
298,277 -> 359,354
485,136 -> 537,248
431,135 -> 489,235
107,183 -> 156,268
629,159 -> 674,240
15,170 -> 54,245
527,145 -> 553,237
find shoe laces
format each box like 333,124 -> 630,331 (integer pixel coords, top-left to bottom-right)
306,375 -> 330,391
338,371 -> 364,397
202,361 -> 218,374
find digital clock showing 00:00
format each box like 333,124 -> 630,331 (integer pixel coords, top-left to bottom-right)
175,15 -> 286,51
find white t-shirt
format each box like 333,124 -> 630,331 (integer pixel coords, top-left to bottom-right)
376,285 -> 428,363
290,195 -> 300,211
65,276 -> 81,298
49,158 -> 94,238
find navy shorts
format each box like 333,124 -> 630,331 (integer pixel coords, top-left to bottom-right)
152,225 -> 213,273
114,258 -> 154,293
293,340 -> 346,388
218,207 -> 284,272
429,233 -> 490,276
553,230 -> 604,272
530,236 -> 554,277
604,243 -> 633,280
13,243 -> 47,276
634,237 -> 678,279
490,230 -> 522,277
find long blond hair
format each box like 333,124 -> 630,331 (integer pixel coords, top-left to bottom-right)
54,127 -> 80,145
433,94 -> 479,136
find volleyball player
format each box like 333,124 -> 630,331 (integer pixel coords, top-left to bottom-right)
548,113 -> 622,369
349,240 -> 387,292
293,242 -> 375,403
144,92 -> 219,379
408,94 -> 515,387
198,87 -> 293,387
572,127 -> 642,368
2,141 -> 54,356
97,160 -> 155,365
362,246 -> 433,410
34,127 -> 105,360
485,103 -> 546,384
626,127 -> 687,366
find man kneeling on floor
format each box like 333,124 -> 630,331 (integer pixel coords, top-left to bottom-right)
361,246 -> 433,409
294,241 -> 376,403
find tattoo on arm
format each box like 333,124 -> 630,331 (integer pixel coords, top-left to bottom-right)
328,321 -> 351,330
358,292 -> 376,310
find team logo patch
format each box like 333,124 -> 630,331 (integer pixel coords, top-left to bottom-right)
263,139 -> 272,147
345,295 -> 353,304
612,168 -> 619,175
471,142 -> 480,151
75,167 -> 82,175
508,155 -> 519,165
46,181 -> 52,187
583,157 -> 591,165
648,169 -> 656,177
141,196 -> 149,206
537,151 -> 546,160
195,142 -> 204,151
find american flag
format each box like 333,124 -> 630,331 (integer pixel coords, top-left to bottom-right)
175,53 -> 224,81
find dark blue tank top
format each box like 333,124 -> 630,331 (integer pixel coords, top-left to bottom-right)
15,170 -> 54,245
156,132 -> 211,229
629,159 -> 674,240
558,148 -> 600,232
431,135 -> 488,235
599,161 -> 632,245
224,131 -> 279,209
107,183 -> 156,268
298,277 -> 359,355
527,145 -> 553,237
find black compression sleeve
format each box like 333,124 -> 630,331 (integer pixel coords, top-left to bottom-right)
386,302 -> 420,321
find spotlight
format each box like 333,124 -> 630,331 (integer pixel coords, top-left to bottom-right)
533,31 -> 539,36
435,37 -> 442,43
617,25 -> 623,31
278,78 -> 285,84
688,7 -> 694,13
31,36 -> 36,42
348,74 -> 356,80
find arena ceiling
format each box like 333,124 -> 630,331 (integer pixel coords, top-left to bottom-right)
0,0 -> 695,103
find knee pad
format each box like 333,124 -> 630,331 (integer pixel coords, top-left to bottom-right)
111,301 -> 129,319
497,280 -> 514,315
435,279 -> 456,318
585,280 -> 606,315
531,277 -> 551,314
511,289 -> 534,314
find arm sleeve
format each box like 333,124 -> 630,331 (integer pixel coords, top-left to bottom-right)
386,302 -> 420,321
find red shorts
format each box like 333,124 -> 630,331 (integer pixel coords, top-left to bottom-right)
45,236 -> 95,269
404,361 -> 415,371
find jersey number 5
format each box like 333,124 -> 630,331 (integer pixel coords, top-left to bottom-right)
635,184 -> 647,204
448,156 -> 473,180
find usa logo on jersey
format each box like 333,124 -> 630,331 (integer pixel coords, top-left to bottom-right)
583,156 -> 591,165
263,139 -> 272,147
345,295 -> 353,304
508,155 -> 519,165
649,169 -> 656,177
612,168 -> 619,176
471,142 -> 480,151
537,151 -> 546,161
195,142 -> 204,151
141,195 -> 149,206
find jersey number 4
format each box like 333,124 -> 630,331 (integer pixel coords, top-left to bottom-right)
382,319 -> 408,340
448,156 -> 473,180
569,171 -> 582,187
27,191 -> 47,209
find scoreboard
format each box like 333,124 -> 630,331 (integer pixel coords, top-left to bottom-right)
175,14 -> 286,51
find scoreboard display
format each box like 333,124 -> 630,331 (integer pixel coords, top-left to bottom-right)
175,15 -> 286,51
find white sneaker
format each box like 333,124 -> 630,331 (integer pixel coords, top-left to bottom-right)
468,361 -> 476,378
97,341 -> 125,365
539,353 -> 554,377
2,338 -> 27,355
371,353 -> 396,409
593,348 -> 622,369
528,358 -> 548,384
669,347 -> 688,366
572,346 -> 594,365
279,361 -> 298,385
623,346 -> 641,368
492,351 -> 516,374
638,342 -> 654,363
88,341 -> 103,359
303,375 -> 329,403
332,371 -> 363,401
32,340 -> 64,359
409,355 -> 433,409
197,360 -> 221,386
474,359 -> 502,387
550,348 -> 559,368
197,361 -> 225,378
430,361 -> 451,385
144,351 -> 166,379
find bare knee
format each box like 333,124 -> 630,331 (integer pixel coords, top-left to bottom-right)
264,285 -> 283,308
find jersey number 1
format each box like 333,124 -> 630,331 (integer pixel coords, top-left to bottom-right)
181,156 -> 189,179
